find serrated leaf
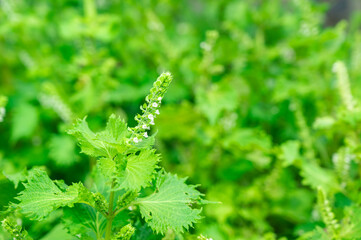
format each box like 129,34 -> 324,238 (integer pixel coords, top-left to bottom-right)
116,149 -> 160,191
136,172 -> 202,234
98,157 -> 116,178
68,115 -> 129,158
62,204 -> 103,239
3,167 -> 41,189
104,114 -> 128,142
3,166 -> 46,190
131,132 -> 156,149
16,169 -> 80,220
67,117 -> 113,158
300,161 -> 339,192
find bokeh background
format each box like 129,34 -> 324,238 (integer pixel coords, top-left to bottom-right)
1,0 -> 361,239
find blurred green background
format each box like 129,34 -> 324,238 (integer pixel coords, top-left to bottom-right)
1,0 -> 361,239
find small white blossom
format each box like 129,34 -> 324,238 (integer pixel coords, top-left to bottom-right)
157,97 -> 162,102
152,102 -> 158,108
133,137 -> 139,143
148,114 -> 154,120
155,110 -> 160,115
142,124 -> 149,129
150,119 -> 155,125
143,132 -> 148,138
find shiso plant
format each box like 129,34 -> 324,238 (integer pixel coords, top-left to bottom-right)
2,0 -> 361,239
2,73 -> 205,239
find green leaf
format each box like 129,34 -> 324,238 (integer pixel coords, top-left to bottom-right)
67,117 -> 112,158
68,115 -> 129,158
130,132 -> 156,150
3,167 -> 41,189
98,157 -> 116,179
0,179 -> 18,212
49,135 -> 78,167
62,204 -> 102,239
11,103 -> 39,142
222,128 -> 272,152
16,169 -> 80,220
300,161 -> 339,192
313,116 -> 336,130
116,149 -> 160,191
340,207 -> 361,239
279,140 -> 300,167
136,172 -> 202,234
103,114 -> 128,143
196,80 -> 239,125
308,226 -> 329,240
40,223 -> 75,240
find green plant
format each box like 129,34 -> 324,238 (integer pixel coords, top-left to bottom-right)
2,73 -> 205,239
2,0 -> 361,239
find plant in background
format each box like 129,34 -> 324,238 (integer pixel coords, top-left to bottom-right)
2,0 -> 361,239
317,188 -> 340,239
0,96 -> 7,123
2,73 -> 205,239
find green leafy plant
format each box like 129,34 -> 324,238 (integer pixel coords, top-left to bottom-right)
2,0 -> 361,239
3,73 -> 205,239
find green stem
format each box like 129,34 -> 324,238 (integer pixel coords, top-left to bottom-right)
105,182 -> 116,240
113,205 -> 127,218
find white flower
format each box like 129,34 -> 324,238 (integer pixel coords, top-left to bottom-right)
152,102 -> 158,108
157,97 -> 162,102
142,124 -> 149,129
133,137 -> 139,143
143,132 -> 148,138
155,110 -> 160,115
148,114 -> 154,120
150,119 -> 155,125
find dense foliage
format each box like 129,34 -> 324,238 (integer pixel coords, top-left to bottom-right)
1,0 -> 361,239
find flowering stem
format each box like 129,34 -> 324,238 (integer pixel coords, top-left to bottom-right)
129,72 -> 172,143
